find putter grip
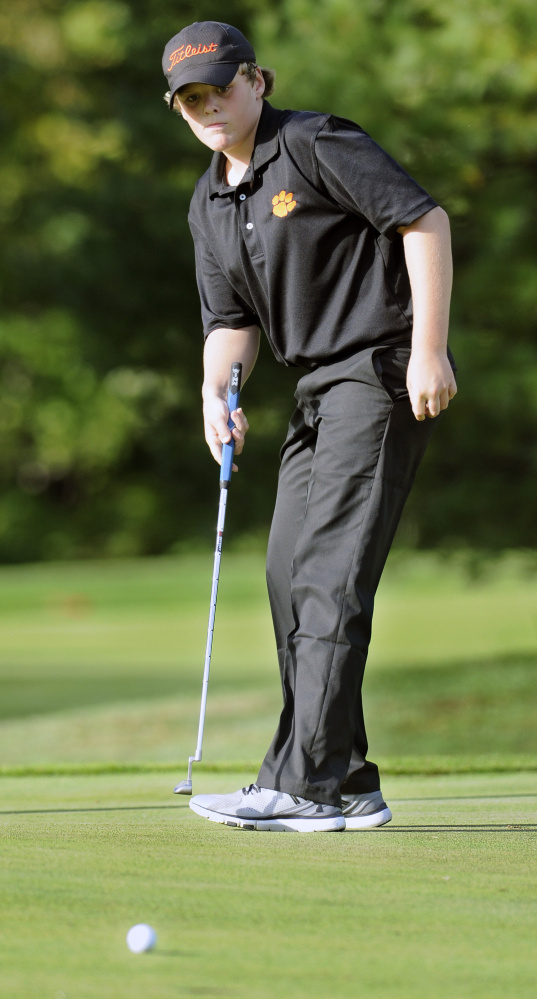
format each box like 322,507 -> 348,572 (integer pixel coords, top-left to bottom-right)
220,362 -> 242,487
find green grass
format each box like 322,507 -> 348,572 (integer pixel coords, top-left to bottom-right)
2,553 -> 537,996
1,770 -> 536,999
0,550 -> 536,767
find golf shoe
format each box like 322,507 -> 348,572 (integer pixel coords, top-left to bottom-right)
190,783 -> 345,832
340,789 -> 392,829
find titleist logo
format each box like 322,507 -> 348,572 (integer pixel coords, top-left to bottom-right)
168,43 -> 219,71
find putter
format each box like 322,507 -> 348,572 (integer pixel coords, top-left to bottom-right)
174,361 -> 242,795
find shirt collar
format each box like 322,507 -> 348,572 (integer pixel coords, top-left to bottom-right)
208,101 -> 283,197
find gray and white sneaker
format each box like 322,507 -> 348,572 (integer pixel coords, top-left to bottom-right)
341,790 -> 392,830
190,783 -> 345,832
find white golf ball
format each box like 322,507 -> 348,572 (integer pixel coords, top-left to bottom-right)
126,923 -> 157,953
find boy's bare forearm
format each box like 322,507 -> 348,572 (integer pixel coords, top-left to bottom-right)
202,326 -> 260,399
399,205 -> 452,352
398,207 -> 457,420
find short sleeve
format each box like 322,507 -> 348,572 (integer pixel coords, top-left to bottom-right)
188,214 -> 260,338
315,116 -> 437,239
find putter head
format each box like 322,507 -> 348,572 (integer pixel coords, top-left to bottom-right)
173,779 -> 193,795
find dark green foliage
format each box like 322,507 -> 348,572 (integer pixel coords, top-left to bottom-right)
0,0 -> 278,560
1,1 -> 537,559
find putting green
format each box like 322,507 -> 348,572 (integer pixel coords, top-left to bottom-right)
1,770 -> 536,998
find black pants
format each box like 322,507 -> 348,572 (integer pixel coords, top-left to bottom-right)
257,344 -> 440,806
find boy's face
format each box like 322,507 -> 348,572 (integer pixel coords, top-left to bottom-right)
175,68 -> 265,160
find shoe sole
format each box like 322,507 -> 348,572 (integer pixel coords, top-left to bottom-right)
190,800 -> 345,832
344,806 -> 392,830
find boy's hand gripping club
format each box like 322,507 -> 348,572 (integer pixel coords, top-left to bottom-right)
174,362 -> 242,795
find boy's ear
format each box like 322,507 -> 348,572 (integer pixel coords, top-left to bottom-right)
255,67 -> 265,98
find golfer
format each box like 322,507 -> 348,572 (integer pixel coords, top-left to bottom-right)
162,21 -> 457,832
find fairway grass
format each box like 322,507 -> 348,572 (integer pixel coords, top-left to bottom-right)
1,551 -> 537,766
1,770 -> 536,999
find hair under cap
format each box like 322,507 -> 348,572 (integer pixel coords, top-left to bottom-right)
162,21 -> 256,108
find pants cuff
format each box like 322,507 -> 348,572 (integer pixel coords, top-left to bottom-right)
256,770 -> 342,807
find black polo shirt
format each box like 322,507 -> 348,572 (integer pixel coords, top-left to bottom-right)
188,101 -> 437,368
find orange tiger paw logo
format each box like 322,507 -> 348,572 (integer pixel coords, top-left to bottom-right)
272,190 -> 297,217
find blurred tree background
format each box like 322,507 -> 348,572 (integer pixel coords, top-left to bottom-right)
0,0 -> 536,562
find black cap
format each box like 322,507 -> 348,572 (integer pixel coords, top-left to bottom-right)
162,21 -> 256,109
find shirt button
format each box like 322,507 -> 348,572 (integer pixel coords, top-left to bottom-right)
246,222 -> 253,230
239,193 -> 246,201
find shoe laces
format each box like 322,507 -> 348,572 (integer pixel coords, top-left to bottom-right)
242,783 -> 262,795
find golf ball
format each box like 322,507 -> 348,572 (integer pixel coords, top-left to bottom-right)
126,924 -> 157,953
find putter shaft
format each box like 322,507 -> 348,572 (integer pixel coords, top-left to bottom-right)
174,488 -> 228,794
174,363 -> 242,796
